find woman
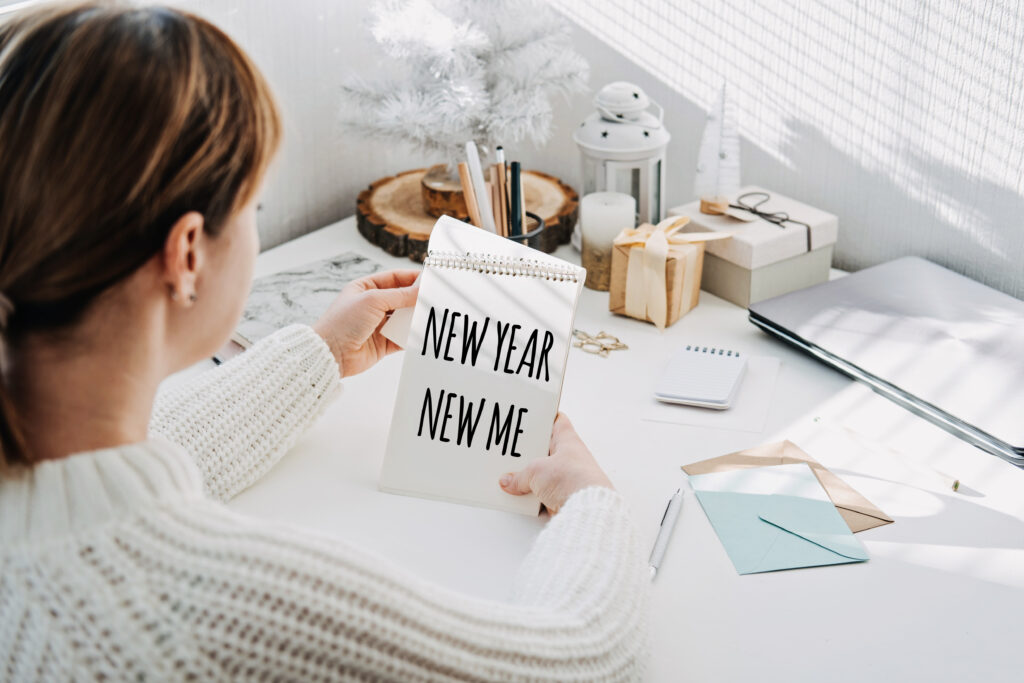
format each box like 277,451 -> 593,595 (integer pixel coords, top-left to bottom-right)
0,3 -> 648,681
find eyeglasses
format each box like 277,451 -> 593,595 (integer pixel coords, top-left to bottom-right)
572,329 -> 628,357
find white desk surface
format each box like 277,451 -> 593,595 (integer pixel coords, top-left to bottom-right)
186,217 -> 1024,682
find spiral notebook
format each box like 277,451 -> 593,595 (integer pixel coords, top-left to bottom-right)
379,216 -> 586,515
654,345 -> 747,409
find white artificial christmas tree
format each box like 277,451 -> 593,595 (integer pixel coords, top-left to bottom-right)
694,84 -> 741,214
342,0 -> 588,166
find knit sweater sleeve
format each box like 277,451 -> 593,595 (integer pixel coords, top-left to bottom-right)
149,325 -> 340,501
158,485 -> 650,681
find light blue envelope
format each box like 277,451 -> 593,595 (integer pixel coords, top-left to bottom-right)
688,464 -> 869,575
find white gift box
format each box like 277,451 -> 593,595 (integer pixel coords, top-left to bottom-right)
668,187 -> 838,307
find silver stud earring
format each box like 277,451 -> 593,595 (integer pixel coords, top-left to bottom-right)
188,292 -> 198,303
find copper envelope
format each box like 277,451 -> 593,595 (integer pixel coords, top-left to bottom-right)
682,440 -> 893,532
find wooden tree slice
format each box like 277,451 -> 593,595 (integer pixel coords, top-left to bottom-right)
356,169 -> 434,261
357,168 -> 578,262
521,170 -> 578,253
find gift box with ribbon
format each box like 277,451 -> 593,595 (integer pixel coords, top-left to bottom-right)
608,217 -> 731,329
668,187 -> 839,308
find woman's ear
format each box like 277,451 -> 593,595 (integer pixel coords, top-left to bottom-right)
162,211 -> 205,305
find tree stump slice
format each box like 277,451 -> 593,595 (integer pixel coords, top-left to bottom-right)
522,170 -> 578,253
357,168 -> 578,262
420,164 -> 468,220
357,169 -> 433,261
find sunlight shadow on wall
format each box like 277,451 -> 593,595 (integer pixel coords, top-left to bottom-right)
551,0 -> 1024,295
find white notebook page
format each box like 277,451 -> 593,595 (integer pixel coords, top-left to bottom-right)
380,217 -> 585,515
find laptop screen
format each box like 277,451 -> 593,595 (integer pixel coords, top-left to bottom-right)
750,256 -> 1024,454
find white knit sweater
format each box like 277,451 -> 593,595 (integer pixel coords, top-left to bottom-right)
0,325 -> 649,681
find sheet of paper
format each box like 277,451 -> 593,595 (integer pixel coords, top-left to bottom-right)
641,356 -> 780,432
381,306 -> 414,348
236,252 -> 381,346
688,463 -> 869,574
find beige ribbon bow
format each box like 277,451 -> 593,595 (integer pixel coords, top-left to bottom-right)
612,217 -> 732,329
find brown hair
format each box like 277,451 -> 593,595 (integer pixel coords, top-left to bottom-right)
0,1 -> 282,467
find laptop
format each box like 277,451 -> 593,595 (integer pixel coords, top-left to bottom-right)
749,256 -> 1024,465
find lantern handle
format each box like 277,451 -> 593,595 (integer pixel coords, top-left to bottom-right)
596,104 -> 623,121
597,101 -> 664,128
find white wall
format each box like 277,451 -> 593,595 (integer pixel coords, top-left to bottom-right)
167,0 -> 424,249
99,1 -> 1024,298
2,0 -> 382,249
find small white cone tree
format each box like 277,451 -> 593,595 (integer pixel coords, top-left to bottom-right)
694,83 -> 741,214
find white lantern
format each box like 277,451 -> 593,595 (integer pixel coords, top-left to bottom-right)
573,81 -> 670,226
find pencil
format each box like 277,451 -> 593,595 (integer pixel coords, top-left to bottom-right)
457,162 -> 482,228
490,180 -> 500,234
501,160 -> 509,233
491,166 -> 499,236
489,165 -> 504,237
497,183 -> 505,237
498,164 -> 510,237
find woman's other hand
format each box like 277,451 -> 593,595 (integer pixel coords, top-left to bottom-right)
499,413 -> 613,514
313,269 -> 419,377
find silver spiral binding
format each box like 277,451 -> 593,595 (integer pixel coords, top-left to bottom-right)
423,250 -> 580,283
684,345 -> 740,357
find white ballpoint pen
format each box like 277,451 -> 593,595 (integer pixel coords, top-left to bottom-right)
648,487 -> 684,580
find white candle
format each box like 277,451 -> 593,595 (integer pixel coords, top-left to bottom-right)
580,192 -> 636,291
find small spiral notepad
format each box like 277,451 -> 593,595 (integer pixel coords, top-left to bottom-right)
654,345 -> 748,410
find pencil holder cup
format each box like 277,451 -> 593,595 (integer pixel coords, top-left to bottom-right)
506,212 -> 547,251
